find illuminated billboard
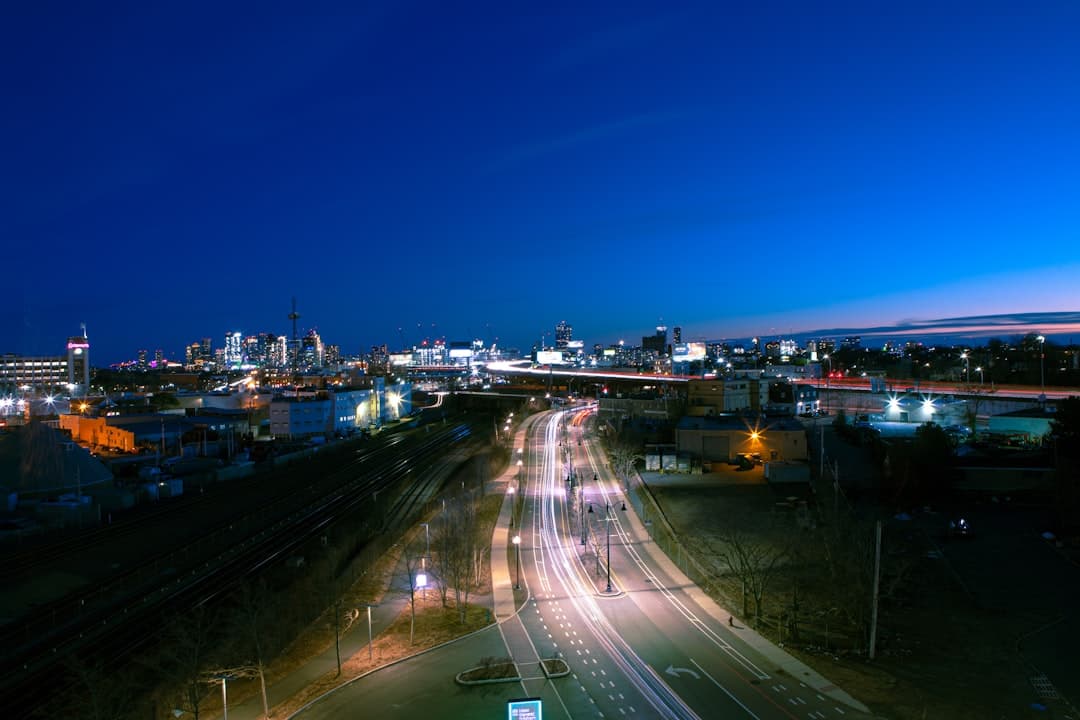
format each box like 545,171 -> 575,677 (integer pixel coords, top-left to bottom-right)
508,698 -> 542,720
449,341 -> 473,359
536,351 -> 566,365
672,342 -> 706,362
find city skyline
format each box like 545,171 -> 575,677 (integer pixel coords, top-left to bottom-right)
28,309 -> 1080,370
3,3 -> 1079,365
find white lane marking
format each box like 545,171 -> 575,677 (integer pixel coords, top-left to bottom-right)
690,658 -> 761,720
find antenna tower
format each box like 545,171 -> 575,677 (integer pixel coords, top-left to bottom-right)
288,298 -> 301,383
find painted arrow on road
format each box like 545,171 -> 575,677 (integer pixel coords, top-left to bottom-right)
665,664 -> 701,680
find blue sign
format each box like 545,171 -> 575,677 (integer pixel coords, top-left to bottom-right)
507,698 -> 542,720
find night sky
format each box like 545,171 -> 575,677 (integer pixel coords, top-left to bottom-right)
3,2 -> 1079,365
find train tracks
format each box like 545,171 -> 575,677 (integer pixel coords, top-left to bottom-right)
0,419 -> 479,717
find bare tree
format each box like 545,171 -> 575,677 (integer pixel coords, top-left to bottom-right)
46,654 -> 138,720
715,522 -> 789,627
961,384 -> 996,435
430,515 -> 453,608
151,606 -> 218,720
227,580 -> 274,718
439,497 -> 480,623
609,441 -> 643,487
402,539 -> 426,644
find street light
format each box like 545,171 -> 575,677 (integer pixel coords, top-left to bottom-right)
512,534 -> 521,590
507,485 -> 515,527
975,366 -> 984,384
822,354 -> 831,412
603,502 -> 626,593
364,604 -> 377,662
1037,335 -> 1046,396
960,351 -> 969,383
580,492 -> 588,546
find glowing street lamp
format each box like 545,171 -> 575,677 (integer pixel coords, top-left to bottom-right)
1037,335 -> 1046,395
512,535 -> 521,590
507,485 -> 515,527
364,603 -> 377,662
589,502 -> 627,593
975,366 -> 984,384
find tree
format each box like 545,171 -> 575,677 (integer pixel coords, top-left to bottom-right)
226,580 -> 274,719
610,442 -> 643,487
151,607 -> 218,720
892,422 -> 954,505
961,384 -> 996,436
1050,396 -> 1080,532
44,655 -> 139,720
402,539 -> 426,644
438,497 -> 480,623
714,520 -> 788,626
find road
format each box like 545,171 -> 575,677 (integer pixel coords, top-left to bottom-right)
522,410 -> 871,720
296,409 -> 872,719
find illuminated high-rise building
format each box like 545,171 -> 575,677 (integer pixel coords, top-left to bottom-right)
225,331 -> 243,368
66,326 -> 90,392
301,329 -> 324,369
555,320 -> 573,348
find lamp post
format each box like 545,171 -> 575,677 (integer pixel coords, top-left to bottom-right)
604,502 -> 626,593
975,366 -> 984,385
960,351 -> 969,383
364,604 -> 377,662
512,534 -> 521,590
823,354 -> 831,413
580,491 -> 588,546
507,485 -> 515,527
1037,335 -> 1046,396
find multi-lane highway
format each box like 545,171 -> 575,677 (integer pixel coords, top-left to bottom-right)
512,409 -> 871,720
304,409 -> 872,720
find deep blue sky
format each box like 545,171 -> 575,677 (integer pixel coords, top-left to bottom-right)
3,1 -> 1079,364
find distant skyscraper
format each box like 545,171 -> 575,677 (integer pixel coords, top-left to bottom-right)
642,325 -> 668,355
66,327 -> 90,391
225,331 -> 243,368
137,349 -> 148,368
301,329 -> 324,368
154,349 -> 165,366
555,320 -> 573,348
673,326 -> 682,344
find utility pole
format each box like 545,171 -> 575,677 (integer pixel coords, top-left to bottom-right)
819,423 -> 824,480
869,520 -> 882,659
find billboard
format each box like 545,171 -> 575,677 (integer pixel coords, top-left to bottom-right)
508,698 -> 542,720
536,351 -> 566,365
672,342 -> 706,362
449,341 -> 472,359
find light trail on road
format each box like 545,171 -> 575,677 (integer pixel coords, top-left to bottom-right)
522,411 -> 700,720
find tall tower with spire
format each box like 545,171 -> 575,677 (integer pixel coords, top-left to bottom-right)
288,297 -> 301,381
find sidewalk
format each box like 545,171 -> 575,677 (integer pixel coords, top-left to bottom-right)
228,563 -> 413,720
229,426 -> 527,720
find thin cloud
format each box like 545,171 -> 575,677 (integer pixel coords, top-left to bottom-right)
480,110 -> 681,174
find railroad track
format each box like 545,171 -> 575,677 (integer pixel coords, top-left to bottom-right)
0,420 -> 479,717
